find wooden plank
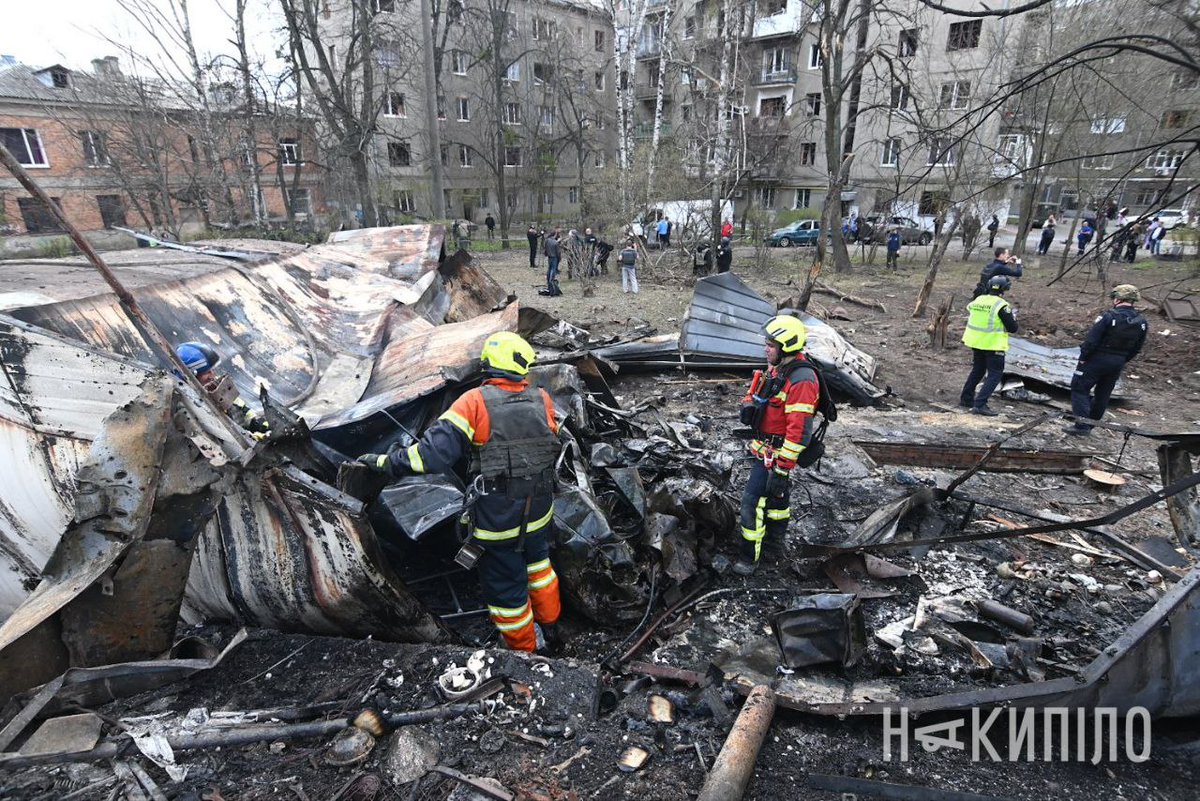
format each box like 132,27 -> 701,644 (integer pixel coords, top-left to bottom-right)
854,440 -> 1088,474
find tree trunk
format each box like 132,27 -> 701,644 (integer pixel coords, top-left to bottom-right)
913,214 -> 961,317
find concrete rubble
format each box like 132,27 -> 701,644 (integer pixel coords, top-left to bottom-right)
0,225 -> 1199,799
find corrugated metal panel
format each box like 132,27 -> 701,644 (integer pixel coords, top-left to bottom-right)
1006,337 -> 1125,397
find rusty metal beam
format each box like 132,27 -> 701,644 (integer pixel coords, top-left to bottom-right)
695,685 -> 776,801
854,440 -> 1088,474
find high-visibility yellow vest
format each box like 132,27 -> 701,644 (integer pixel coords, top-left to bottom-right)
962,294 -> 1011,352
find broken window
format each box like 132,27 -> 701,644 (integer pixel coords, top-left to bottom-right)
759,96 -> 786,118
800,142 -> 817,165
50,67 -> 69,88
371,0 -> 395,12
755,186 -> 776,208
1090,116 -> 1125,134
278,138 -> 301,165
81,130 -> 111,166
939,81 -> 971,110
384,91 -> 406,116
504,146 -> 522,167
805,92 -> 821,116
793,188 -> 811,209
388,141 -> 411,167
285,187 -> 311,216
925,136 -> 959,166
569,186 -> 579,204
503,102 -> 521,125
684,15 -> 697,39
808,44 -> 823,69
1161,109 -> 1191,129
890,84 -> 910,111
595,30 -> 605,51
594,72 -> 605,91
898,28 -> 918,57
17,196 -> 63,233
96,194 -> 126,228
395,189 -> 415,213
437,95 -> 446,119
538,105 -> 554,133
532,17 -> 556,40
533,62 -> 552,84
947,20 -> 981,51
1,128 -> 48,167
459,144 -> 474,167
505,61 -> 520,82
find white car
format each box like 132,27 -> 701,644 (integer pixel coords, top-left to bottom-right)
1152,209 -> 1189,229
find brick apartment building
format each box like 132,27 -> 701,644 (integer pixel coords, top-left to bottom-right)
0,56 -> 324,238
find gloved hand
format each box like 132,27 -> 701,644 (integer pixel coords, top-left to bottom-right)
765,467 -> 790,499
739,403 -> 757,426
355,453 -> 391,474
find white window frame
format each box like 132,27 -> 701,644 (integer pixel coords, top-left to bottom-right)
384,91 -> 406,117
1090,116 -> 1126,134
804,92 -> 821,116
396,189 -> 416,213
538,105 -> 554,133
458,145 -> 473,167
926,136 -> 959,166
766,46 -> 788,74
81,130 -> 110,167
940,80 -> 971,110
808,44 -> 824,70
1,128 -> 49,168
756,186 -> 776,208
899,28 -> 918,58
569,186 -> 579,204
503,102 -> 521,125
793,188 -> 812,209
452,51 -> 468,75
881,137 -> 901,166
1146,149 -> 1184,171
505,61 -> 520,82
456,96 -> 470,122
285,187 -> 312,216
279,138 -> 301,166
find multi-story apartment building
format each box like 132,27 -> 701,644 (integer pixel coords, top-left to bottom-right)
621,0 -> 1196,229
0,56 -> 324,238
347,0 -> 617,225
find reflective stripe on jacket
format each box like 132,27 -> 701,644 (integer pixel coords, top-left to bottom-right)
742,355 -> 820,471
962,295 -> 1012,352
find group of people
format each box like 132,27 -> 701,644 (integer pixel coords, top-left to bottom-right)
959,247 -> 1148,435
1034,207 -> 1171,263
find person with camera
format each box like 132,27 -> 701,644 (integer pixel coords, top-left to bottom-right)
735,316 -> 822,576
1064,285 -> 1148,436
974,247 -> 1023,297
354,332 -> 563,652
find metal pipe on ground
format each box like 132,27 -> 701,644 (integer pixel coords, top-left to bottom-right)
695,685 -> 776,801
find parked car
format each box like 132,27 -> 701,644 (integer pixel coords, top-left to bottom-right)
765,219 -> 820,247
864,215 -> 932,245
1152,209 -> 1189,229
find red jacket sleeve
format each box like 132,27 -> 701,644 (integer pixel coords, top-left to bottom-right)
774,368 -> 820,470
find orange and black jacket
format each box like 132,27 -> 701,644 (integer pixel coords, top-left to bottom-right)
743,355 -> 820,470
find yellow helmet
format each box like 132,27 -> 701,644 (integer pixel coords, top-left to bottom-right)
764,314 -> 807,353
480,331 -> 535,376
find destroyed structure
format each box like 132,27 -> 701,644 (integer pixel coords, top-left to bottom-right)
0,225 -> 1198,799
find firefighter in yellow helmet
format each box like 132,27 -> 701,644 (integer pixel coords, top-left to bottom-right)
356,331 -> 563,653
735,315 -> 822,576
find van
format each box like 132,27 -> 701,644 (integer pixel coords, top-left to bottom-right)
631,199 -> 734,246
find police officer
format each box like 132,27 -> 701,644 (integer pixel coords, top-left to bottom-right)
735,315 -> 821,576
959,276 -> 1018,416
1064,285 -> 1148,435
175,342 -> 270,436
356,332 -> 563,652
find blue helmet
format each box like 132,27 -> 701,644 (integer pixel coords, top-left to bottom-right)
176,342 -> 220,373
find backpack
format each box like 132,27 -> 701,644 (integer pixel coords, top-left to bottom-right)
785,360 -> 837,469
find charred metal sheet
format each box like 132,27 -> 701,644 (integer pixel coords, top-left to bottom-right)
325,225 -> 445,280
552,486 -> 647,623
855,440 -> 1090,474
721,567 -> 1200,718
440,250 -> 509,322
1157,442 -> 1200,554
0,629 -> 247,752
832,489 -> 932,550
380,475 -> 466,541
1005,337 -> 1125,397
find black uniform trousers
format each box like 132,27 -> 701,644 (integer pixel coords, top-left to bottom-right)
960,349 -> 1005,409
1070,353 -> 1127,431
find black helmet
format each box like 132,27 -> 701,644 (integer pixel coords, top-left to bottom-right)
987,276 -> 1011,294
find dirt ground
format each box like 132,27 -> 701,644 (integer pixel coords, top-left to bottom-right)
4,242 -> 1200,801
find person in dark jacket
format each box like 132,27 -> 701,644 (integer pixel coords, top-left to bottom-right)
974,247 -> 1023,296
1037,214 -> 1056,255
886,228 -> 902,270
1064,285 -> 1148,435
485,213 -> 496,240
527,224 -> 541,269
717,236 -> 733,273
986,214 -> 999,248
544,229 -> 562,295
1077,220 -> 1095,255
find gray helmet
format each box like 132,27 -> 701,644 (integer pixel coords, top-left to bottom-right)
987,275 -> 1011,294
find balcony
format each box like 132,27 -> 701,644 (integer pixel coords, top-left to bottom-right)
637,39 -> 662,59
754,66 -> 796,86
634,121 -> 673,140
751,3 -> 809,40
635,82 -> 663,100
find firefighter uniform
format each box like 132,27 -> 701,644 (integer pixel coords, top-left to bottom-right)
737,316 -> 820,572
366,333 -> 563,652
1066,285 -> 1148,434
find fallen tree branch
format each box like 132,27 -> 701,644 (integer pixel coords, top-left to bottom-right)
813,281 -> 887,312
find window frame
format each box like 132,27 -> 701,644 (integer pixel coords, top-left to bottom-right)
456,96 -> 470,122
452,51 -> 468,76
459,144 -> 474,168
881,137 -> 901,167
1,128 -> 49,168
81,130 -> 111,167
946,20 -> 982,51
388,140 -> 412,167
278,138 -> 302,166
384,91 -> 406,117
898,28 -> 918,58
396,190 -> 416,213
504,146 -> 522,167
799,142 -> 817,166
808,44 -> 824,70
285,187 -> 312,216
793,188 -> 812,209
